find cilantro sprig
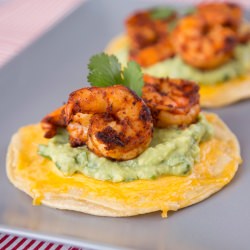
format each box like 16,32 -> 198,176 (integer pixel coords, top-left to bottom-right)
87,53 -> 144,96
183,7 -> 197,16
149,6 -> 175,20
87,54 -> 122,87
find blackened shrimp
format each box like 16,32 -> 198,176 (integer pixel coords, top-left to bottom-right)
126,10 -> 176,50
65,85 -> 153,160
173,14 -> 237,69
142,75 -> 200,128
126,10 -> 176,67
41,105 -> 66,138
197,2 -> 242,31
238,23 -> 250,44
130,35 -> 175,67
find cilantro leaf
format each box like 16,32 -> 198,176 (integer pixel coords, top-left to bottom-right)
167,20 -> 178,32
150,6 -> 175,20
87,53 -> 144,96
87,53 -> 123,87
183,7 -> 196,16
122,61 -> 144,96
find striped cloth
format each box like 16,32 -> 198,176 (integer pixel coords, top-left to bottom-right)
0,0 -> 84,67
0,233 -> 86,250
0,0 -> 249,68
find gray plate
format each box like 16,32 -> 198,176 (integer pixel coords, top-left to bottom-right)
0,1 -> 250,249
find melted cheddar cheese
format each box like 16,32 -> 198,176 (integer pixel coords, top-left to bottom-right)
200,74 -> 250,107
7,114 -> 241,217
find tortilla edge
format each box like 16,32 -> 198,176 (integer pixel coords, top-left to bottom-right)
6,113 -> 241,217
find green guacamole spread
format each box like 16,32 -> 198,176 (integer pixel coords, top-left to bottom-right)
38,115 -> 213,182
116,42 -> 250,85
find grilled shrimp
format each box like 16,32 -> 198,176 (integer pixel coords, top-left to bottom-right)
239,31 -> 250,44
41,105 -> 66,138
173,14 -> 237,69
126,10 -> 176,67
197,2 -> 242,31
66,113 -> 93,147
126,11 -> 176,50
41,105 -> 91,144
142,75 -> 200,128
65,85 -> 153,160
130,36 -> 175,67
238,23 -> 250,44
126,12 -> 158,51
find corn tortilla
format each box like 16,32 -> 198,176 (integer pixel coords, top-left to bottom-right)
6,113 -> 241,217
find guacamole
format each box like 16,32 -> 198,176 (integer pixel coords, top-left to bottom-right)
38,115 -> 213,182
116,42 -> 250,85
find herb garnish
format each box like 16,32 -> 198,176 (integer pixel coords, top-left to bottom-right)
183,7 -> 197,16
88,53 -> 144,96
150,6 -> 175,20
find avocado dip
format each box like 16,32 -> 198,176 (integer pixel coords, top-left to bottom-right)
116,42 -> 250,85
38,114 -> 213,182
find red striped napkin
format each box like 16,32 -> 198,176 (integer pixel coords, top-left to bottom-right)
0,233 -> 87,250
0,0 -> 249,68
0,0 -> 84,67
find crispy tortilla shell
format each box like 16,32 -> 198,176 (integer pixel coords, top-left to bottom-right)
106,34 -> 250,108
7,113 -> 241,217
